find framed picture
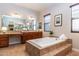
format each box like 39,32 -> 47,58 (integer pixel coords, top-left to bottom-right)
54,14 -> 62,26
39,22 -> 42,29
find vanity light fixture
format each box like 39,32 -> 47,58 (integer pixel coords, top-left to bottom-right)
11,13 -> 21,18
1,27 -> 8,33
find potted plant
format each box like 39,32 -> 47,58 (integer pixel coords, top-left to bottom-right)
49,31 -> 53,37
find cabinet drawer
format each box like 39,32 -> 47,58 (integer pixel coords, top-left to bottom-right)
0,35 -> 8,38
0,37 -> 8,40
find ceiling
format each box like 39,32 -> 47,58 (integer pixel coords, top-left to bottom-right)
15,3 -> 57,12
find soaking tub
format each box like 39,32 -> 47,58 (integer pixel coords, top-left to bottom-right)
26,37 -> 72,56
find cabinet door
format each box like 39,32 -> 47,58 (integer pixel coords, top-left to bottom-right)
0,37 -> 9,47
38,32 -> 42,38
22,32 -> 42,43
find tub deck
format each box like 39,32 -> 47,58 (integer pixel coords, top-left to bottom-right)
26,38 -> 72,56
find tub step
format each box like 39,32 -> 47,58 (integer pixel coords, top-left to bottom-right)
43,44 -> 72,56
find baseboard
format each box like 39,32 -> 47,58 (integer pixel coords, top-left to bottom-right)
72,48 -> 79,52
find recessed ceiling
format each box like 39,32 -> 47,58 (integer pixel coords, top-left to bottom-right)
15,3 -> 57,12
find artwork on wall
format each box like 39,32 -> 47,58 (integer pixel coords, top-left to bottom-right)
39,22 -> 42,29
54,14 -> 62,26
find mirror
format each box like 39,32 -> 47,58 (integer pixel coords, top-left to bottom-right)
2,15 -> 37,31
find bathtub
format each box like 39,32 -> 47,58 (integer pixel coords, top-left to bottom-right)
26,37 -> 72,56
27,37 -> 67,49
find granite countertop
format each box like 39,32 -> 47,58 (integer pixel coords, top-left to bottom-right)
0,31 -> 22,35
0,30 -> 42,35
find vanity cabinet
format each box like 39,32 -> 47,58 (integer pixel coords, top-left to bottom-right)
0,35 -> 9,47
22,32 -> 42,43
0,31 -> 43,47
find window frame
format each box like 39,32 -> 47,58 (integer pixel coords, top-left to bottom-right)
71,3 -> 79,33
44,13 -> 51,32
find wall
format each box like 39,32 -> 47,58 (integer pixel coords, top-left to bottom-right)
40,3 -> 79,49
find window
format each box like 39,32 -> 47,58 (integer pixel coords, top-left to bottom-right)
71,3 -> 79,32
44,14 -> 51,32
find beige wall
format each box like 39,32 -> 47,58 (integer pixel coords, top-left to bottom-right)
40,3 -> 79,49
0,16 -> 2,28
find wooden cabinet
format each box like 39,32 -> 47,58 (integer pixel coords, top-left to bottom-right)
0,31 -> 42,47
22,32 -> 42,43
0,35 -> 9,47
